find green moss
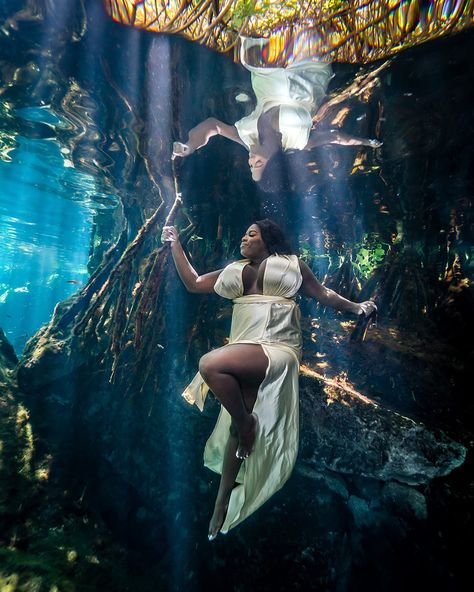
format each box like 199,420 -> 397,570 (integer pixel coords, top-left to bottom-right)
15,405 -> 34,479
352,234 -> 390,280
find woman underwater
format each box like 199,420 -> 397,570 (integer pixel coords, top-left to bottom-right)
172,36 -> 381,183
161,219 -> 376,540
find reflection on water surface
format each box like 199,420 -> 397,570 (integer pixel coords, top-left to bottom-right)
105,0 -> 474,60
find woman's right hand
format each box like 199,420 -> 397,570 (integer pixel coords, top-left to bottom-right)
367,138 -> 383,148
172,142 -> 193,159
161,225 -> 179,245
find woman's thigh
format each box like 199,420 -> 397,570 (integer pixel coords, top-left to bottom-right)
199,343 -> 268,390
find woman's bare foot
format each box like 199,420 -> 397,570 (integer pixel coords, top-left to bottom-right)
236,413 -> 258,460
208,499 -> 229,541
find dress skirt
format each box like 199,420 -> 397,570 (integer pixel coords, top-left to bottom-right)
182,294 -> 301,533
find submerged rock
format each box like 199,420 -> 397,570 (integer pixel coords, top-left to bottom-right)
0,328 -> 18,388
347,495 -> 374,529
0,328 -> 17,369
16,323 -> 89,393
380,481 -> 428,521
299,374 -> 466,486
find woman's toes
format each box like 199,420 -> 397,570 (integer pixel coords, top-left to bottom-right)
208,501 -> 228,541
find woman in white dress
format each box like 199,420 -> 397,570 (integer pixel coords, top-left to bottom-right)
161,219 -> 376,540
172,37 -> 381,183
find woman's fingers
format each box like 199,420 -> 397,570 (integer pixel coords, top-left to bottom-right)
359,300 -> 377,316
161,225 -> 178,244
368,138 -> 383,148
172,141 -> 190,158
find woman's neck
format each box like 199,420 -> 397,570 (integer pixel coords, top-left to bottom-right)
249,253 -> 270,266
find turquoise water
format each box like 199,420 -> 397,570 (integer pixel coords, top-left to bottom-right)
0,106 -> 116,353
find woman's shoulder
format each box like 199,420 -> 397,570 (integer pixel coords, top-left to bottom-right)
225,259 -> 249,267
214,259 -> 247,299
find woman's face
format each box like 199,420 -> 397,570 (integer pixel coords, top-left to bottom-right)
248,141 -> 278,182
248,149 -> 269,182
240,224 -> 269,259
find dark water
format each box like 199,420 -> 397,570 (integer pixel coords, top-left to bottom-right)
0,1 -> 473,591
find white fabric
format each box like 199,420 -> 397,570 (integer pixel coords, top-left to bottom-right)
214,254 -> 303,299
182,255 -> 303,533
235,39 -> 333,151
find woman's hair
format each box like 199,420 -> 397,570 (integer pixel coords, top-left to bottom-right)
257,151 -> 292,194
254,218 -> 294,255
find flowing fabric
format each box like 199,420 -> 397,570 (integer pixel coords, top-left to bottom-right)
182,255 -> 303,532
235,37 -> 333,151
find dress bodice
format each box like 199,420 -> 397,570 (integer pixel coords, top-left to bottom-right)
235,58 -> 333,151
214,254 -> 302,300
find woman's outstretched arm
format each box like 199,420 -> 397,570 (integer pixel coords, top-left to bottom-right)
305,129 -> 382,150
161,226 -> 223,293
299,259 -> 376,316
172,118 -> 245,158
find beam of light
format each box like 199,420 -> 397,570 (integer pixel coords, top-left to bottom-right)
103,0 -> 474,63
300,364 -> 418,427
141,35 -> 194,588
301,363 -> 381,406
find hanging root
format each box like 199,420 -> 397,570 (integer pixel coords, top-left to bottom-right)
108,191 -> 184,384
313,59 -> 391,126
72,202 -> 165,336
52,223 -> 128,331
132,194 -> 184,342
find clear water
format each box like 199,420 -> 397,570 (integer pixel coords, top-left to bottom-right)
0,106 -> 117,353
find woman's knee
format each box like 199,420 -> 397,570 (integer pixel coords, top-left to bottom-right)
199,351 -> 219,381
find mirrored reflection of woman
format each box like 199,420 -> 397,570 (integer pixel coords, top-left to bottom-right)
161,220 -> 376,540
172,36 -> 381,183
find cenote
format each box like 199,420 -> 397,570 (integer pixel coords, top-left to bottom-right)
0,1 -> 473,591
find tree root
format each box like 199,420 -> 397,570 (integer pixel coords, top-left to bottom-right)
313,59 -> 390,127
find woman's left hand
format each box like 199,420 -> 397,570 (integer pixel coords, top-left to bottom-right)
358,300 -> 377,317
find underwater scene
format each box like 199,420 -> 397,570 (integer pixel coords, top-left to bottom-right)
0,1 -> 473,590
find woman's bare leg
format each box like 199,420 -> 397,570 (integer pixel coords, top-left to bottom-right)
208,424 -> 241,540
199,344 -> 268,459
199,344 -> 268,539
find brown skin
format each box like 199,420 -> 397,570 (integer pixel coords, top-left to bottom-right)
161,223 -> 375,539
171,112 -> 382,182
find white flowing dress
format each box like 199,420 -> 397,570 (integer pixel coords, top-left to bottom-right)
182,254 -> 303,533
235,37 -> 333,151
